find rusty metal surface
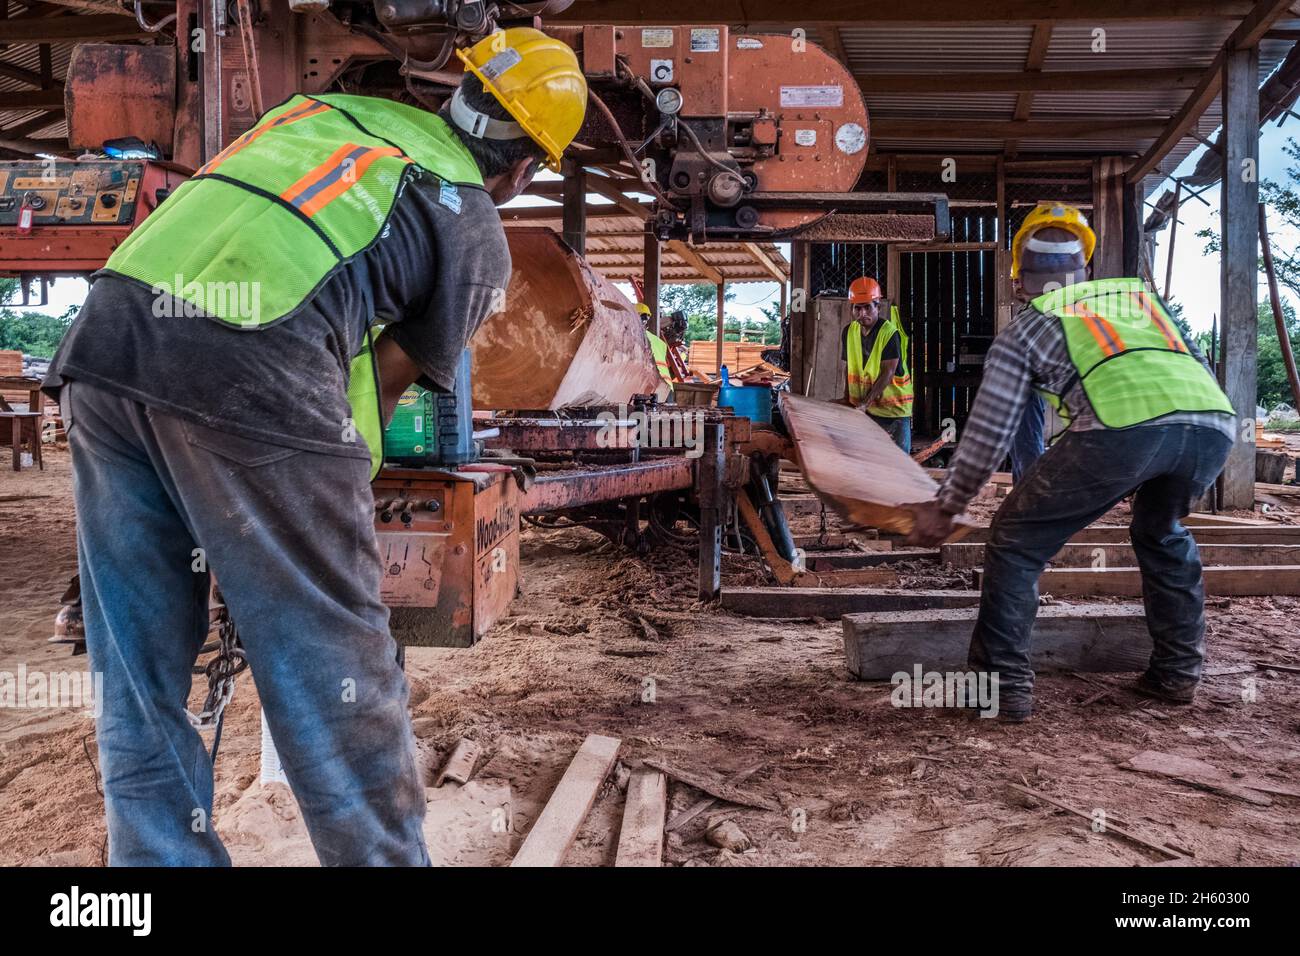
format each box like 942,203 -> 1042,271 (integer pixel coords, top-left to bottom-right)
482,417 -> 636,452
470,228 -> 667,410
373,469 -> 519,648
521,456 -> 696,514
65,44 -> 175,150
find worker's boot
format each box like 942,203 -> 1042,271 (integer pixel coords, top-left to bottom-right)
48,574 -> 86,656
1133,671 -> 1197,705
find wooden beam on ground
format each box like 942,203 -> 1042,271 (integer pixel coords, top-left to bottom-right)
843,604 -> 1151,679
943,541 -> 1300,569
954,521 -> 1297,545
980,565 -> 1300,597
0,14 -> 149,44
614,767 -> 666,867
1126,0 -> 1295,184
549,2 -> 1254,26
511,734 -> 621,868
871,118 -> 1168,140
720,587 -> 980,618
805,549 -> 939,570
1219,43 -> 1261,510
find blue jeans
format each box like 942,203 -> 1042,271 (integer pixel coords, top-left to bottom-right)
65,382 -> 428,866
1009,394 -> 1045,483
869,413 -> 911,454
972,423 -> 1232,712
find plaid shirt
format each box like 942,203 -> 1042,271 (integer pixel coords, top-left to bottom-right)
936,301 -> 1237,514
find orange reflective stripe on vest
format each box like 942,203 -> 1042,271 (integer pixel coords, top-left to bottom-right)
1130,291 -> 1187,353
198,100 -> 333,176
1064,303 -> 1125,357
281,144 -> 407,218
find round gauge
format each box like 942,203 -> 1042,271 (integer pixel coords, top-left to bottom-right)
835,122 -> 867,155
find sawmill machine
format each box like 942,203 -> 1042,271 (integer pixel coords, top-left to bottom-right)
4,2 -> 951,648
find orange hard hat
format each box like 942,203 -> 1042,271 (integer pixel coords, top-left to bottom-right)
848,276 -> 883,303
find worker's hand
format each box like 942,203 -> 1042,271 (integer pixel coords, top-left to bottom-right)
905,499 -> 956,547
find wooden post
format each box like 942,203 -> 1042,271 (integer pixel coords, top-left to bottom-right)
561,158 -> 586,256
1260,203 -> 1300,411
1122,180 -> 1142,278
1219,45 -> 1260,510
715,281 -> 725,376
1163,180 -> 1182,300
789,240 -> 810,393
643,229 -> 661,335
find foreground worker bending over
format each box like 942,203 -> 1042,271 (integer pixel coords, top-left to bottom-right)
842,275 -> 913,451
907,205 -> 1235,722
42,29 -> 587,865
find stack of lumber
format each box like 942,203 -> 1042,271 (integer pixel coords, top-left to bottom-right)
686,341 -> 769,377
948,520 -> 1300,597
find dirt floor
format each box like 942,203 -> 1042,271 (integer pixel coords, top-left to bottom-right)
2,443 -> 1299,867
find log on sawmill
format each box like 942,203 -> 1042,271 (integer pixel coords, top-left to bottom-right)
470,228 -> 669,410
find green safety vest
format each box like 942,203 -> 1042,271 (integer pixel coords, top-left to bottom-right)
646,330 -> 672,383
102,93 -> 486,478
846,305 -> 912,418
1032,277 -> 1234,429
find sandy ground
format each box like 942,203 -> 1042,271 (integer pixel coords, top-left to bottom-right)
2,443 -> 1299,867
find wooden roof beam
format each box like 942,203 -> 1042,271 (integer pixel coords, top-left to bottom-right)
0,14 -> 148,44
1126,0 -> 1299,184
743,242 -> 789,283
1008,22 -> 1053,157
667,239 -> 723,284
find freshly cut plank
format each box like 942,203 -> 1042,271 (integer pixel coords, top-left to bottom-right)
720,587 -> 981,618
614,768 -> 666,867
780,393 -> 971,538
942,542 -> 1300,569
981,565 -> 1300,597
1122,751 -> 1274,806
842,604 -> 1151,679
511,734 -> 621,867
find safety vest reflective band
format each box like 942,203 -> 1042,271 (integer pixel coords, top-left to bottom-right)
1033,277 -> 1234,430
845,305 -> 913,418
101,93 -> 487,479
646,330 -> 673,384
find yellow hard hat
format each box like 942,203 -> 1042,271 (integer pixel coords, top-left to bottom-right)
1011,204 -> 1096,279
454,27 -> 588,172
636,302 -> 652,316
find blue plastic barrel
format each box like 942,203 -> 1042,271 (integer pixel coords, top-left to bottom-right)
718,384 -> 773,423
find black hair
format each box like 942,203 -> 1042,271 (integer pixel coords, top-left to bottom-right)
439,72 -> 546,179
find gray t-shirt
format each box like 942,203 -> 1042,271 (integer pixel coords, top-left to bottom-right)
43,167 -> 510,458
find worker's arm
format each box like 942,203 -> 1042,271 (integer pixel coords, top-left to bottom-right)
373,331 -> 423,425
937,333 -> 1033,513
862,357 -> 898,409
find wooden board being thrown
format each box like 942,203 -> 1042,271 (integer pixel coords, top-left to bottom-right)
780,393 -> 971,538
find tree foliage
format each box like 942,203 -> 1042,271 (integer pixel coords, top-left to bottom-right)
659,282 -> 781,344
0,278 -> 78,358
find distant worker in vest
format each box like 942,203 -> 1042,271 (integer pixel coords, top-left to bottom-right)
906,205 -> 1235,722
842,275 -> 914,451
638,302 -> 674,386
41,29 -> 588,865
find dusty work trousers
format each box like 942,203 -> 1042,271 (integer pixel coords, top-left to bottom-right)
65,381 -> 428,866
972,422 -> 1233,712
